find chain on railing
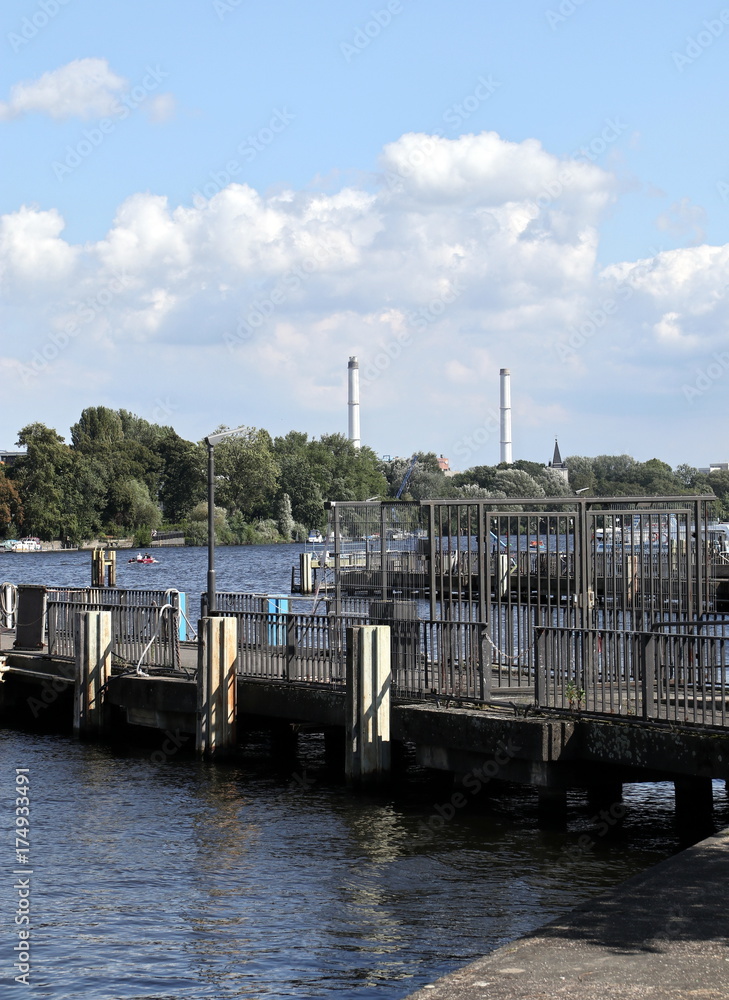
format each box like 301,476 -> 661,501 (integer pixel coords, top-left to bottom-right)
47,601 -> 181,672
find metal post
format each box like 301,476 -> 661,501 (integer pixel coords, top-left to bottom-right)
207,441 -> 216,615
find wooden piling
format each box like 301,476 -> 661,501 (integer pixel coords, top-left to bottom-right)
196,616 -> 237,758
73,610 -> 112,739
345,625 -> 391,785
91,548 -> 116,587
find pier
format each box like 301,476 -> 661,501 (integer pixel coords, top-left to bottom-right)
1,496 -> 728,837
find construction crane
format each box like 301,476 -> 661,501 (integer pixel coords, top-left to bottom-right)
395,455 -> 418,499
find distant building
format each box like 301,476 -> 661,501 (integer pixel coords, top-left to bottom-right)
698,463 -> 729,475
437,455 -> 450,472
0,451 -> 24,467
548,439 -> 569,484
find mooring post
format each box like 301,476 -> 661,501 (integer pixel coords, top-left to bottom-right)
73,610 -> 112,739
674,776 -> 714,839
299,552 -> 313,594
537,787 -> 568,830
345,625 -> 391,786
196,616 -> 237,758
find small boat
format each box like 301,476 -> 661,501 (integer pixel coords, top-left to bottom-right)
128,554 -> 158,564
9,537 -> 42,552
307,531 -> 324,544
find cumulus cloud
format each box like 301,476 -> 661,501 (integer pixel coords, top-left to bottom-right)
656,196 -> 708,247
2,129 -> 729,463
0,58 -> 127,121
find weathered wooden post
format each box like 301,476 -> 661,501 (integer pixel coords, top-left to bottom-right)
346,625 -> 391,785
73,609 -> 111,739
196,616 -> 237,757
91,548 -> 116,587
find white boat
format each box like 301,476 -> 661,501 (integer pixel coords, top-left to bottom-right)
307,531 -> 324,544
10,537 -> 42,552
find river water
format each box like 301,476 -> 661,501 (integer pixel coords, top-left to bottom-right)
2,546 -> 727,999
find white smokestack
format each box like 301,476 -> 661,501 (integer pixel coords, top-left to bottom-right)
348,356 -> 361,449
500,367 -> 512,465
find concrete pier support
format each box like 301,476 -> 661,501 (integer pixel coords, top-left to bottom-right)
299,553 -> 314,594
346,625 -> 391,785
587,780 -> 623,814
196,616 -> 237,758
73,610 -> 111,739
674,776 -> 714,839
537,788 -> 568,829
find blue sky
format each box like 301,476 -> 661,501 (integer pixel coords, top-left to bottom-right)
2,0 -> 729,469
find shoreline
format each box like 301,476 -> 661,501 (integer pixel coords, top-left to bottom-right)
405,826 -> 729,999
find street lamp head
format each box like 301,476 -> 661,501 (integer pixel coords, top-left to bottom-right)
205,425 -> 248,447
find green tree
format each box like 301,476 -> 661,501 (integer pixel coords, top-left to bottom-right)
70,406 -> 124,452
277,493 -> 294,541
214,426 -> 280,520
0,467 -> 23,535
155,432 -> 206,522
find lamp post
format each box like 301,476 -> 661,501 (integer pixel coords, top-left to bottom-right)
204,426 -> 247,615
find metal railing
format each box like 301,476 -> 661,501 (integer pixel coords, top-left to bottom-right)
48,587 -> 173,606
234,611 -> 369,684
47,601 -> 181,671
231,608 -> 488,702
535,623 -> 729,728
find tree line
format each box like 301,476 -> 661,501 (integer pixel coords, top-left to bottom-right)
0,406 -> 724,545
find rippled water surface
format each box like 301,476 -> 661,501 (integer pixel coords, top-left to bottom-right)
2,547 -> 727,999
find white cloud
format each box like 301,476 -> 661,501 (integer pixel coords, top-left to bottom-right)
2,129 -> 729,463
0,58 -> 127,121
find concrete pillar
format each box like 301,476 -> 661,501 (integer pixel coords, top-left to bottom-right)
324,727 -> 345,769
270,721 -> 299,759
300,552 -> 314,594
674,776 -> 713,840
587,780 -> 623,814
346,625 -> 391,785
537,788 -> 568,829
73,610 -> 112,739
196,616 -> 237,758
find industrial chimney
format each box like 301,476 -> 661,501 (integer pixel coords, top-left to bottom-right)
348,356 -> 361,449
499,368 -> 512,465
